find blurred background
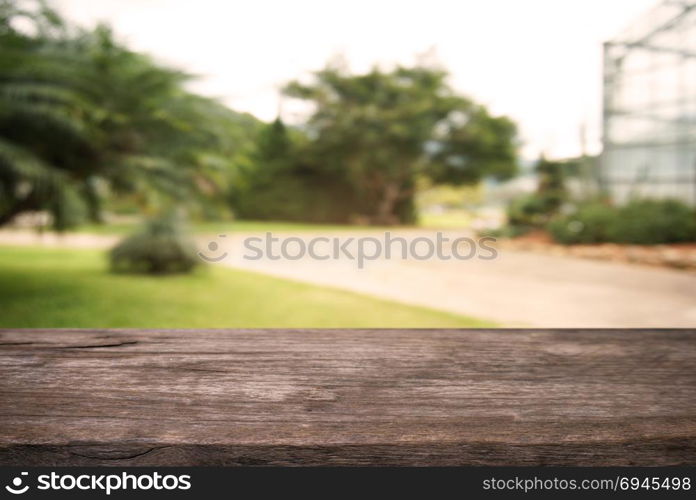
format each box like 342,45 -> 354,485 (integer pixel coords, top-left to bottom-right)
1,0 -> 694,328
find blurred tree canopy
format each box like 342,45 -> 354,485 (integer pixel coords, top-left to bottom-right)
2,1 -> 518,229
0,0 -> 260,229
235,63 -> 518,225
231,116 -> 359,223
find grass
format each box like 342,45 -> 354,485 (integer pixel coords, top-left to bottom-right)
0,246 -> 492,328
418,210 -> 473,229
74,219 -> 390,236
71,211 -> 474,236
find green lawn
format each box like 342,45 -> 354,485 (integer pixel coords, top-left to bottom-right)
418,210 -> 473,229
74,219 -> 389,236
72,212 -> 473,236
0,246 -> 491,328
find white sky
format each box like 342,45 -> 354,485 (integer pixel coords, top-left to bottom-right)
55,0 -> 658,159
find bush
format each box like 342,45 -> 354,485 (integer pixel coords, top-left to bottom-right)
506,194 -> 550,228
610,199 -> 696,244
547,202 -> 617,244
47,186 -> 88,231
110,217 -> 199,274
548,199 -> 696,245
479,224 -> 533,239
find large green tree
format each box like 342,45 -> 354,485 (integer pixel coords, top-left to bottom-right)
232,117 -> 358,223
283,63 -> 518,224
0,0 -> 258,228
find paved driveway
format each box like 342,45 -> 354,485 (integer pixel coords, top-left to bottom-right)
210,230 -> 696,328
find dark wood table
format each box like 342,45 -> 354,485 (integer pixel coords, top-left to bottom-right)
1,329 -> 694,466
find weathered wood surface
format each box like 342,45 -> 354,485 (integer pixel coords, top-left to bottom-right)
0,328 -> 695,466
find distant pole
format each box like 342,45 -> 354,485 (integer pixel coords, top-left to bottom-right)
578,122 -> 592,198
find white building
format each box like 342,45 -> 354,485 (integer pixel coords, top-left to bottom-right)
602,0 -> 696,205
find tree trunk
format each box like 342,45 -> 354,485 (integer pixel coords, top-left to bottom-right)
372,182 -> 401,225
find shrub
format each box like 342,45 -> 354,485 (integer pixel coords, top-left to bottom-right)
547,202 -> 616,244
548,199 -> 696,245
610,199 -> 696,244
47,186 -> 88,231
506,194 -> 550,227
480,224 -> 533,239
110,216 -> 199,274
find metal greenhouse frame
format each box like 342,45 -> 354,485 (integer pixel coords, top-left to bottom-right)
602,0 -> 696,205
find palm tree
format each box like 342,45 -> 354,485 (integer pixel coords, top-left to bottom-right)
0,0 -> 253,228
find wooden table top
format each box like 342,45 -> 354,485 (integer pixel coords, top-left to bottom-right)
1,328 -> 694,466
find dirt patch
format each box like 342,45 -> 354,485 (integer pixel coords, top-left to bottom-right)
498,230 -> 696,272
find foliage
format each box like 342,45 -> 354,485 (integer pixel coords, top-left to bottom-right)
109,215 -> 199,274
609,199 -> 696,244
506,194 -> 549,228
250,62 -> 519,225
232,173 -> 357,223
535,156 -> 568,215
0,1 -> 260,229
231,118 -> 357,222
547,199 -> 696,245
502,156 -> 570,234
547,202 -> 616,244
479,224 -> 533,239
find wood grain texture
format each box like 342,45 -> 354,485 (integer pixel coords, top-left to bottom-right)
0,328 -> 695,466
